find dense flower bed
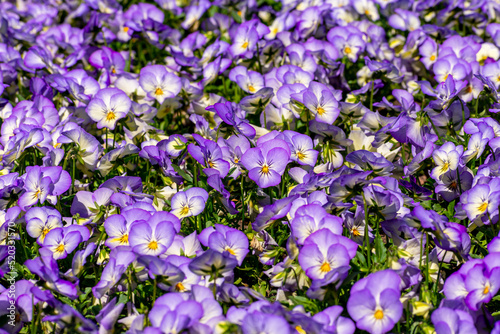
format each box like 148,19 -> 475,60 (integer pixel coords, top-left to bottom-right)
2,0 -> 500,333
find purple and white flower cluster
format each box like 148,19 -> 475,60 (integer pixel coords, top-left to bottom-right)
2,0 -> 500,333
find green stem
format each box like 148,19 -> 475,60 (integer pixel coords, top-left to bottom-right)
425,232 -> 430,284
475,95 -> 479,118
71,157 -> 76,194
112,123 -> 118,149
433,251 -> 447,301
362,192 -> 371,267
18,224 -> 29,261
105,128 -> 109,151
401,143 -> 406,165
222,76 -> 229,99
196,215 -> 202,234
212,269 -> 218,297
459,99 -> 466,132
263,107 -> 267,129
255,44 -> 263,74
427,113 -> 442,142
127,268 -> 134,303
240,175 -> 245,230
125,39 -> 133,72
419,232 -> 424,271
369,80 -> 374,111
153,278 -> 157,302
305,109 -> 310,137
193,162 -> 198,187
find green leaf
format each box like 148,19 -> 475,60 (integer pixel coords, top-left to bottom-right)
226,167 -> 237,178
117,294 -> 129,305
288,295 -> 321,314
374,236 -> 387,264
355,251 -> 367,268
421,200 -> 432,210
447,200 -> 456,215
172,164 -> 193,183
432,203 -> 443,213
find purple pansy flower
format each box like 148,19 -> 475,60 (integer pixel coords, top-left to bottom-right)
284,131 -> 319,166
291,204 -> 343,245
199,224 -> 249,265
298,229 -> 357,280
241,311 -> 290,334
170,187 -> 209,219
208,102 -> 256,139
93,250 -> 136,299
188,249 -> 238,276
188,135 -> 231,178
431,307 -> 477,334
462,182 -> 500,222
42,227 -> 83,260
139,65 -> 182,104
241,138 -> 291,188
104,209 -> 150,249
292,81 -> 342,125
86,88 -> 131,130
128,212 -> 178,256
18,166 -> 71,211
347,270 -> 403,334
25,207 -> 63,245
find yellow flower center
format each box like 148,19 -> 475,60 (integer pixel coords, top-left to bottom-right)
242,41 -> 249,49
234,158 -> 239,164
364,10 -> 370,15
478,202 -> 488,213
155,87 -> 164,96
225,246 -> 236,255
237,10 -> 242,16
483,285 -> 490,295
180,206 -> 190,216
261,165 -> 270,174
352,228 -> 361,237
374,309 -> 384,320
106,111 -> 116,121
317,106 -> 326,115
115,234 -> 128,244
208,160 -> 215,168
175,282 -> 186,292
148,240 -> 158,250
55,244 -> 65,253
273,28 -> 279,35
32,189 -> 42,200
320,262 -> 331,273
430,54 -> 436,61
295,326 -> 307,334
297,151 -> 306,161
123,26 -> 129,32
344,46 -> 352,54
248,85 -> 256,93
440,162 -> 449,173
42,228 -> 51,237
